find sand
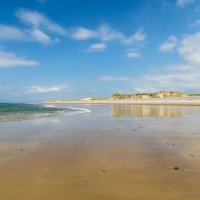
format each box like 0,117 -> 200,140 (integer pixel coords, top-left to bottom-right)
46,97 -> 200,106
0,105 -> 200,200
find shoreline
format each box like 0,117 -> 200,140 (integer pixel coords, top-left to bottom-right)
45,97 -> 200,106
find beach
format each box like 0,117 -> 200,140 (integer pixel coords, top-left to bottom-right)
46,97 -> 200,106
0,104 -> 200,199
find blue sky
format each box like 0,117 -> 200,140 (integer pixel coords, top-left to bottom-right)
1,0 -> 200,102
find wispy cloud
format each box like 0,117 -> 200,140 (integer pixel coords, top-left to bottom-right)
178,31 -> 200,65
96,24 -> 124,42
176,0 -> 196,7
0,9 -> 66,45
133,31 -> 200,92
29,28 -> 52,44
101,30 -> 200,92
132,64 -> 200,93
27,86 -> 62,94
0,10 -> 146,55
70,23 -> 145,44
70,27 -> 96,40
159,35 -> 178,52
70,24 -> 124,42
70,23 -> 146,54
16,9 -> 66,35
122,28 -> 146,45
189,19 -> 200,28
100,76 -> 132,81
0,24 -> 26,41
86,43 -> 106,52
0,50 -> 39,67
0,9 -> 146,59
126,49 -> 141,58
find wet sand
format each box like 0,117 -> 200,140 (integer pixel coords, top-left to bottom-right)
0,105 -> 200,199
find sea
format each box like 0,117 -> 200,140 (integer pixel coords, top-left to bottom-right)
0,103 -> 90,123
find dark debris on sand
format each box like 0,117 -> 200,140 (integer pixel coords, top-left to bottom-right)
174,167 -> 180,170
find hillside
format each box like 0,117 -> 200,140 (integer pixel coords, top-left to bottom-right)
110,91 -> 187,100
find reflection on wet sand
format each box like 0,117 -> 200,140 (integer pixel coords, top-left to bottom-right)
1,105 -> 200,200
111,105 -> 187,118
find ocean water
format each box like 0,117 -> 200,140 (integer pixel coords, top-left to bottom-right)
0,103 -> 90,123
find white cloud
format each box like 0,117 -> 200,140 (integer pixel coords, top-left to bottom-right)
178,31 -> 200,65
101,30 -> 200,92
97,24 -> 124,42
70,23 -> 145,45
70,24 -> 124,42
87,43 -> 106,52
0,10 -> 65,44
159,35 -> 178,52
0,11 -> 146,51
29,28 -> 52,44
176,0 -> 196,7
0,24 -> 26,41
132,31 -> 200,92
100,76 -> 131,81
70,24 -> 146,55
27,86 -> 62,94
0,50 -> 39,67
16,9 -> 66,35
70,27 -> 96,40
122,28 -> 146,45
126,49 -> 141,58
132,64 -> 200,92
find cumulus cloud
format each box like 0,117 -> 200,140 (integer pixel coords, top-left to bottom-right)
86,43 -> 106,52
159,35 -> 178,52
102,31 -> 200,93
100,76 -> 132,81
0,50 -> 39,67
176,0 -> 196,7
133,31 -> 200,92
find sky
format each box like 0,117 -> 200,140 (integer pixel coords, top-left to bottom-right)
1,0 -> 200,102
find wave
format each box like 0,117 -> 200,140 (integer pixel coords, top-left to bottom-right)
0,103 -> 91,123
44,104 -> 91,114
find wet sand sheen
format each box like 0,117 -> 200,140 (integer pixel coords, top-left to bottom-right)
0,105 -> 200,200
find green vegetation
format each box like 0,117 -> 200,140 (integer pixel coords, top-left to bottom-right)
49,91 -> 196,103
111,91 -> 187,100
189,94 -> 200,96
